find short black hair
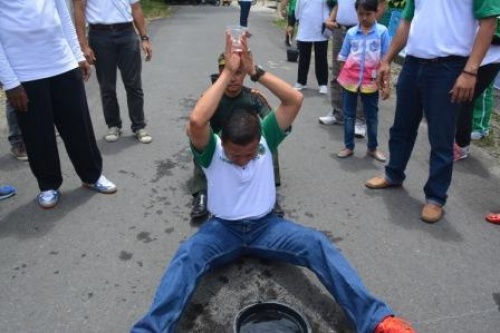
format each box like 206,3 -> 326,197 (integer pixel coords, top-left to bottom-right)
220,108 -> 261,146
355,0 -> 378,12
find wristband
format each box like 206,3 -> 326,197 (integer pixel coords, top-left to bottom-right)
462,70 -> 477,77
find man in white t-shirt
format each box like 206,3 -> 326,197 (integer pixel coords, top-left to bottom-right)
365,0 -> 500,223
73,0 -> 153,144
131,34 -> 416,333
0,0 -> 117,209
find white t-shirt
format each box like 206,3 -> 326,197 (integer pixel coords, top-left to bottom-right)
405,0 -> 477,58
203,136 -> 276,220
295,0 -> 330,42
335,0 -> 358,26
0,0 -> 83,90
482,45 -> 500,65
86,0 -> 138,24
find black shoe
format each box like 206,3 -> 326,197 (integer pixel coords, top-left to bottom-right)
274,201 -> 284,217
191,190 -> 208,218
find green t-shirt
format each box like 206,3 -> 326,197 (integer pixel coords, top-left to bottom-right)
287,0 -> 297,13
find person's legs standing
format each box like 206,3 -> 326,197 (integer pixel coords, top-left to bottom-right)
131,218 -> 243,333
340,89 -> 357,153
456,63 -> 500,148
249,215 -> 394,333
6,99 -> 27,161
296,41 -> 312,87
16,78 -> 63,191
51,68 -> 103,185
384,57 -> 424,185
89,29 -> 122,130
421,59 -> 466,207
116,29 -> 147,133
314,40 -> 329,93
238,1 -> 252,27
361,91 -> 379,151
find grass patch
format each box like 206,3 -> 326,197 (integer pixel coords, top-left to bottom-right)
141,0 -> 172,19
273,18 -> 287,30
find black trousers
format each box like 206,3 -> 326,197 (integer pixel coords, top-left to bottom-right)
16,68 -> 103,191
297,40 -> 328,86
455,62 -> 500,147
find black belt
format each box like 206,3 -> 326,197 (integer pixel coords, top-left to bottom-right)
406,55 -> 467,64
89,22 -> 133,31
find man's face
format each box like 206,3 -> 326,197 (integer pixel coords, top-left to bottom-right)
223,139 -> 260,167
221,66 -> 245,96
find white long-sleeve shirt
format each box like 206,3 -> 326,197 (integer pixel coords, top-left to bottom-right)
0,0 -> 84,90
295,0 -> 330,42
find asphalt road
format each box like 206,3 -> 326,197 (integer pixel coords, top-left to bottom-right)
1,4 -> 500,333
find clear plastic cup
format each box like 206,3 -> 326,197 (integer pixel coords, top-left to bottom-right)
226,25 -> 244,52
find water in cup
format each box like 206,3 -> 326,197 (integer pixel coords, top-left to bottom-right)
227,25 -> 244,52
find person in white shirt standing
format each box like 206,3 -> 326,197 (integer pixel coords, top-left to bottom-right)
0,0 -> 117,209
73,0 -> 153,144
293,0 -> 330,94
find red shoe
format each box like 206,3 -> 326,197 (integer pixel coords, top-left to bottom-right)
485,212 -> 500,225
374,316 -> 416,333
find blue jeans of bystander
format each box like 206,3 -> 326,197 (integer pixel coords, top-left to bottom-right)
343,89 -> 379,150
385,55 -> 467,205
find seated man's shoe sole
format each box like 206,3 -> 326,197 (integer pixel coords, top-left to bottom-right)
421,203 -> 443,223
365,176 -> 401,189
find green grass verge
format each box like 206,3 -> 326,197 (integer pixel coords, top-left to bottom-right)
141,0 -> 172,19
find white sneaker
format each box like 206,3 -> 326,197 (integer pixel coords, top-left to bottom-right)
470,130 -> 488,140
318,85 -> 328,94
294,83 -> 306,91
354,121 -> 366,138
38,189 -> 60,209
135,128 -> 153,144
105,126 -> 122,142
83,175 -> 117,194
318,110 -> 337,125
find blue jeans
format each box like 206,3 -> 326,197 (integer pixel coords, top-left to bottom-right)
131,213 -> 393,333
6,99 -> 23,147
342,89 -> 379,150
238,1 -> 252,27
89,27 -> 146,132
385,55 -> 467,205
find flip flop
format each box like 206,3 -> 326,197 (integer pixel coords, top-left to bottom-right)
485,212 -> 500,225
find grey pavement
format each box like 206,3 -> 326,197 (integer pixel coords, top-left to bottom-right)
1,4 -> 500,333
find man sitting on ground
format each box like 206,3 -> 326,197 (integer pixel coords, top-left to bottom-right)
132,33 -> 415,333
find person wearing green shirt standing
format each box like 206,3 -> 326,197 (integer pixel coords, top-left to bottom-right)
280,0 -> 298,47
365,0 -> 500,223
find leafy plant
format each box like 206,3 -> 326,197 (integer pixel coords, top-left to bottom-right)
387,0 -> 406,9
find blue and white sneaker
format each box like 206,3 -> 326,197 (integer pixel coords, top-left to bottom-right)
0,185 -> 16,200
37,189 -> 60,208
83,175 -> 117,194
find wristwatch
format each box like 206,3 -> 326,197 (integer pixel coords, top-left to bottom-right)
250,65 -> 265,82
141,35 -> 150,41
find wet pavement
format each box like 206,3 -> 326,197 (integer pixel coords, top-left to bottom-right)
1,4 -> 500,333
